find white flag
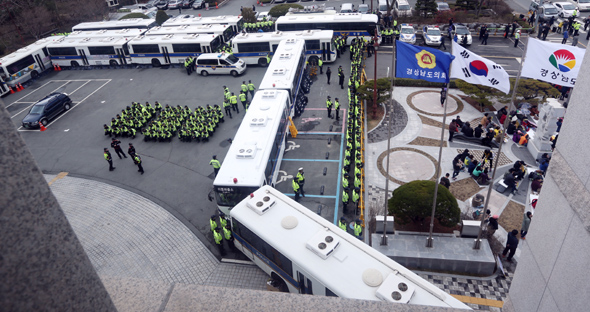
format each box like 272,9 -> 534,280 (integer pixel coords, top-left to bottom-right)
521,38 -> 585,88
450,41 -> 510,94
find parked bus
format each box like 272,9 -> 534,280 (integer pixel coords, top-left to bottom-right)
257,38 -> 306,113
231,30 -> 336,66
213,90 -> 291,215
162,15 -> 244,35
127,33 -> 223,67
0,36 -> 65,91
65,28 -> 145,40
276,13 -> 381,45
145,24 -> 235,44
230,185 -> 470,309
71,18 -> 157,32
47,34 -> 136,67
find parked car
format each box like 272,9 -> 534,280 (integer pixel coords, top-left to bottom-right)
399,24 -> 416,44
131,3 -> 158,14
554,2 -> 576,17
422,25 -> 442,46
436,2 -> 451,12
572,0 -> 590,12
156,0 -> 169,10
257,12 -> 271,22
168,0 -> 182,9
192,0 -> 204,9
530,2 -> 559,22
358,4 -> 370,14
454,24 -> 472,45
394,0 -> 413,17
181,0 -> 194,9
22,93 -> 72,129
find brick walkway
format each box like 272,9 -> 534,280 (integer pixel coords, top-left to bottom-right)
46,174 -> 267,291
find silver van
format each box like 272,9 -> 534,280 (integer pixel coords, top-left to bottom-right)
340,3 -> 355,13
196,53 -> 246,77
394,0 -> 413,17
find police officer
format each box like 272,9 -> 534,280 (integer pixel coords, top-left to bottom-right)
247,80 -> 256,98
318,58 -> 323,74
210,215 -> 218,232
296,167 -> 305,197
342,187 -> 350,211
223,99 -> 232,119
292,178 -> 301,202
239,91 -> 248,110
230,92 -> 239,113
111,138 -> 127,159
223,224 -> 233,244
128,143 -> 136,158
338,217 -> 348,232
354,219 -> 362,239
338,66 -> 345,89
219,212 -> 228,229
104,148 -> 115,171
326,96 -> 333,118
213,227 -> 224,254
241,81 -> 249,101
352,187 -> 360,209
326,66 -> 331,84
210,155 -> 221,176
334,98 -> 340,121
133,153 -> 144,175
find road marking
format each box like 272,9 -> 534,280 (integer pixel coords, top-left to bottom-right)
297,132 -> 343,135
47,172 -> 68,186
283,158 -> 340,163
451,294 -> 504,308
275,170 -> 293,185
301,117 -> 322,123
10,81 -> 71,119
285,141 -> 300,151
5,80 -> 55,108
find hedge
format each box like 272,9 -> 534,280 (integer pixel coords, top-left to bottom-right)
119,13 -> 149,20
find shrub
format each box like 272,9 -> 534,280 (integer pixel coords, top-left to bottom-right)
242,8 -> 256,23
119,13 -> 149,20
269,4 -> 304,18
388,180 -> 460,228
156,10 -> 169,26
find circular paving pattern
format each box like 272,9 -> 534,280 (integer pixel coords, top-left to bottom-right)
407,90 -> 464,117
377,147 -> 440,185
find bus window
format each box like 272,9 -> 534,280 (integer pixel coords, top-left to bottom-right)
48,47 -> 77,56
42,47 -> 49,57
123,43 -> 130,55
326,288 -> 338,297
172,43 -> 202,53
131,44 -> 160,54
237,42 -> 271,53
88,46 -> 116,55
210,36 -> 222,52
214,186 -> 258,207
8,55 -> 35,75
305,40 -> 320,50
271,44 -> 279,52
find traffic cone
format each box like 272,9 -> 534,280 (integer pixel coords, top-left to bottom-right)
15,83 -> 21,92
215,2 -> 218,9
9,86 -> 14,94
39,122 -> 47,131
57,64 -> 62,71
53,64 -> 57,70
18,83 -> 23,91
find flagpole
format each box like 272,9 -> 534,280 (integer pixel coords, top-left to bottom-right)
426,46 -> 452,248
473,36 -> 530,250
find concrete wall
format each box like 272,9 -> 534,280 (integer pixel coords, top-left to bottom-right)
507,47 -> 590,311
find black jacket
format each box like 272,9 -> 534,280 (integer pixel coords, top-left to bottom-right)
506,231 -> 519,248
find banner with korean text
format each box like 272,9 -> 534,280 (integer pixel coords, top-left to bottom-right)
450,41 -> 510,94
396,40 -> 455,83
521,38 -> 585,88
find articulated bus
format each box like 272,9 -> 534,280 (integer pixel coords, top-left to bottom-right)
0,36 -> 65,92
162,15 -> 243,37
230,185 -> 470,309
47,35 -> 136,67
231,30 -> 336,66
127,33 -> 222,67
71,18 -> 157,32
276,13 -> 381,45
258,39 -> 306,113
145,24 -> 235,43
213,90 -> 291,215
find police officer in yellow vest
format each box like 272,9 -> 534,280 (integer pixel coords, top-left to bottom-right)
342,187 -> 350,211
241,81 -> 249,100
334,97 -> 340,121
247,80 -> 256,97
230,92 -> 239,113
214,227 -> 224,254
239,91 -> 248,110
326,96 -> 333,118
338,217 -> 348,232
210,155 -> 221,176
354,219 -> 362,239
318,58 -> 323,74
210,215 -> 218,232
296,167 -> 305,197
292,178 -> 301,202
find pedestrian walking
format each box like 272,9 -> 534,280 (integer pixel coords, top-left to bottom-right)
521,211 -> 532,239
338,66 -> 345,89
440,87 -> 447,106
239,91 -> 248,110
317,58 -> 323,74
342,187 -> 350,211
482,31 -> 489,45
326,96 -> 333,118
586,29 -> 590,41
230,92 -> 239,114
111,138 -> 127,159
440,34 -> 446,50
104,148 -> 115,171
133,154 -> 144,174
178,6 -> 181,14
562,29 -> 569,44
326,67 -> 331,84
128,143 -> 136,158
292,178 -> 301,202
247,80 -> 256,98
514,30 -> 520,48
479,25 -> 486,41
210,155 -> 221,176
502,229 -> 519,262
296,167 -> 305,197
334,98 -> 340,121
440,173 -> 451,189
511,21 -> 518,37
223,99 -> 232,119
240,81 -> 249,101
504,24 -> 511,38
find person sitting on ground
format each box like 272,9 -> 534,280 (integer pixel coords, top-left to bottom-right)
531,177 -> 543,193
539,157 -> 550,174
482,131 -> 495,147
472,163 -> 483,177
513,161 -> 526,180
506,121 -> 517,135
498,105 -> 508,123
513,130 -> 523,143
519,133 -> 529,146
481,113 -> 491,128
461,122 -> 474,137
455,115 -> 464,128
474,124 -> 484,138
477,168 -> 491,185
504,169 -> 519,195
494,126 -> 504,143
468,159 -> 480,175
529,105 -> 539,119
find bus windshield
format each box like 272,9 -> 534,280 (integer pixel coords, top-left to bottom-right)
215,185 -> 259,208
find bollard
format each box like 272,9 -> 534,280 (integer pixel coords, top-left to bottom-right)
328,138 -> 331,145
323,167 -> 327,176
320,185 -> 324,195
317,205 -> 322,215
325,152 -> 329,159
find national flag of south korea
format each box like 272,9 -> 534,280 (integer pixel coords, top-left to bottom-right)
450,41 -> 510,94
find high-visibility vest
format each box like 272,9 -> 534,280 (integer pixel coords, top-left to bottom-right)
210,159 -> 221,169
241,84 -> 248,92
213,231 -> 222,244
342,177 -> 349,188
223,227 -> 232,240
352,190 -> 360,202
318,59 -> 323,67
354,223 -> 362,237
220,217 -> 227,228
223,100 -> 230,108
326,100 -> 333,108
342,191 -> 349,203
248,83 -> 255,91
335,100 -> 340,109
210,219 -> 217,232
239,93 -> 246,102
292,179 -> 300,192
338,220 -> 347,231
230,95 -> 238,104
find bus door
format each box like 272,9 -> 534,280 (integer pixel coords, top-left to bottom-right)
34,54 -> 46,72
78,49 -> 89,66
297,272 -> 313,295
161,46 -> 171,64
116,48 -> 127,65
0,81 -> 8,95
321,42 -> 329,61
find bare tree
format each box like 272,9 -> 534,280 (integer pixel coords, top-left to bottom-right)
20,6 -> 54,39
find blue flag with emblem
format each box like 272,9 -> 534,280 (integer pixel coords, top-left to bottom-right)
395,40 -> 455,83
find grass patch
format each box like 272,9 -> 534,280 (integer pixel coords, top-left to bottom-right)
448,178 -> 482,202
499,200 -> 525,236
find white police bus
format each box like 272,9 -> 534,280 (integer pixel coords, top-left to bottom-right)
213,90 -> 291,215
258,38 -> 306,113
71,18 -> 157,32
276,13 -> 381,45
0,36 -> 65,91
230,185 -> 470,309
163,15 -> 244,34
145,24 -> 235,44
47,34 -> 137,67
127,33 -> 223,67
231,30 -> 336,66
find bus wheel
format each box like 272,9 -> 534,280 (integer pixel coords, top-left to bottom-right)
71,61 -> 80,67
270,272 -> 289,292
109,60 -> 118,66
151,59 -> 161,67
231,70 -> 238,77
201,70 -> 209,76
258,58 -> 268,67
30,70 -> 39,79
